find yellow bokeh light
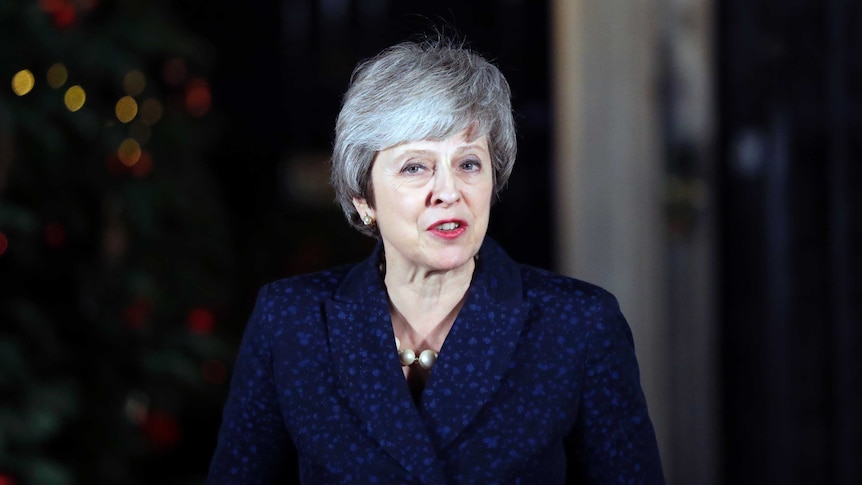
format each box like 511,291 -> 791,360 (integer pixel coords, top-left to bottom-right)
115,96 -> 138,123
47,63 -> 68,88
118,139 -> 142,167
64,85 -> 86,111
140,98 -> 164,125
123,70 -> 146,96
12,70 -> 35,96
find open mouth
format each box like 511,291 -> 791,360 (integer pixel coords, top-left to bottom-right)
435,222 -> 461,231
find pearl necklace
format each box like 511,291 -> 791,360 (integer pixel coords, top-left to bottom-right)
395,337 -> 438,370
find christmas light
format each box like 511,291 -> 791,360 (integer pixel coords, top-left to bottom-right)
123,69 -> 146,96
124,391 -> 149,425
132,151 -> 153,177
52,1 -> 76,28
0,232 -> 8,256
64,85 -> 86,111
185,78 -> 211,117
142,411 -> 181,450
47,63 -> 68,88
118,138 -> 141,166
187,307 -> 215,334
140,98 -> 163,125
11,70 -> 35,96
115,95 -> 138,123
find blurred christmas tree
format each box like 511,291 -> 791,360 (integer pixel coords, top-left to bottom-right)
0,1 -> 234,483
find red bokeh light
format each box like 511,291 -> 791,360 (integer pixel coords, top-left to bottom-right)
187,307 -> 215,334
141,411 -> 181,450
132,151 -> 153,177
52,1 -> 76,28
0,233 -> 8,256
185,78 -> 211,117
107,150 -> 153,177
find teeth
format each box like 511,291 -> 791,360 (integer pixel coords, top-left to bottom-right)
436,222 -> 460,231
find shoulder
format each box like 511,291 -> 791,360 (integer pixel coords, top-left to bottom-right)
518,264 -> 619,309
477,237 -> 624,337
247,263 -> 357,324
238,263 -> 359,351
261,264 -> 354,302
516,264 -> 628,341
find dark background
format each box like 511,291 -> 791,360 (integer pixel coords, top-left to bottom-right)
717,0 -> 861,483
179,0 -> 553,288
1,0 -> 860,483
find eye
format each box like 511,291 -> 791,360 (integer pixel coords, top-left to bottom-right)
459,159 -> 482,172
400,162 -> 427,175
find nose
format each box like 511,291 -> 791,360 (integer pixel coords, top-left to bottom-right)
430,165 -> 461,206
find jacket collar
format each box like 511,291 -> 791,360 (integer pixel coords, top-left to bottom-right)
325,238 -> 528,482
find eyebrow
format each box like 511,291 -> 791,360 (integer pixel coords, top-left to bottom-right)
396,143 -> 489,159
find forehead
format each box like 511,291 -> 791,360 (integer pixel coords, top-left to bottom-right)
380,130 -> 489,158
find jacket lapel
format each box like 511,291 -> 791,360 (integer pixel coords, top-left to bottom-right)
325,245 -> 446,483
419,239 -> 529,447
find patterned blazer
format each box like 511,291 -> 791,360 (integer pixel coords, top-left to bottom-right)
206,238 -> 664,484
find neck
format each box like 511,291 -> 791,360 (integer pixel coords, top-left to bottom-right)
384,256 -> 475,348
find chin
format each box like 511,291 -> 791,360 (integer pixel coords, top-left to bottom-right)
430,248 -> 477,272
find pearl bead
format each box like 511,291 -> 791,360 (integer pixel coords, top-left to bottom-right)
417,349 -> 438,370
394,337 -> 438,369
399,348 -> 416,366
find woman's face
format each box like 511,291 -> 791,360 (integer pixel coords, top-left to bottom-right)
353,128 -> 494,275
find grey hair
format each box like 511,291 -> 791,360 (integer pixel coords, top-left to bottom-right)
331,37 -> 517,237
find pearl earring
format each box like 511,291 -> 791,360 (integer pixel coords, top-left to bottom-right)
362,214 -> 374,225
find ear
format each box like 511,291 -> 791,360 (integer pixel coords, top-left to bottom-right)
352,197 -> 374,219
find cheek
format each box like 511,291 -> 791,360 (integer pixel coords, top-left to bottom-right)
375,188 -> 420,223
470,182 -> 495,214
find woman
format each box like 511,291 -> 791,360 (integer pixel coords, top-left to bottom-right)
207,38 -> 664,484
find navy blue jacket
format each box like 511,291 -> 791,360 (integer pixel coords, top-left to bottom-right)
206,238 -> 664,484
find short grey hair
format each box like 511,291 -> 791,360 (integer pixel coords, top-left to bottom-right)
331,37 -> 517,237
